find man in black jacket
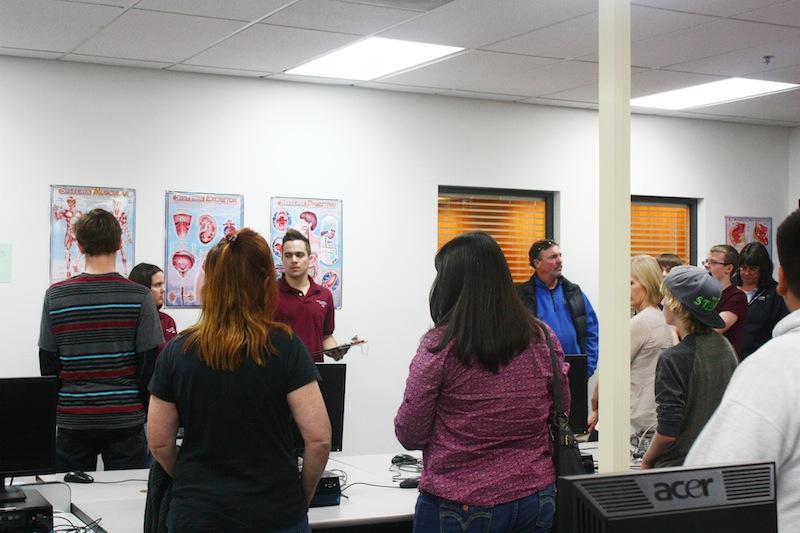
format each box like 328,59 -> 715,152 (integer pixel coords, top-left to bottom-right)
516,239 -> 599,375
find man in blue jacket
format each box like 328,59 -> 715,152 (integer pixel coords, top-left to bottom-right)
516,239 -> 599,375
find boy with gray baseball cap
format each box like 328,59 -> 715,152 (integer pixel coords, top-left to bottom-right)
641,266 -> 738,469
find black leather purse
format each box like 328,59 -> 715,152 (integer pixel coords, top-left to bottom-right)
542,326 -> 586,478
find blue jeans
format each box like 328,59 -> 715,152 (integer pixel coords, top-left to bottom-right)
413,485 -> 555,533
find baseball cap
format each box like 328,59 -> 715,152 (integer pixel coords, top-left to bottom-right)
664,265 -> 725,329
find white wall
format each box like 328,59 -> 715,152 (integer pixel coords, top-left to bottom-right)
790,127 -> 800,214
0,56 -> 791,454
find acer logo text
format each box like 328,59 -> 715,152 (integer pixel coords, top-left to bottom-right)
653,478 -> 714,501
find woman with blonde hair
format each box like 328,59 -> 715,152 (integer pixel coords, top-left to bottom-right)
147,229 -> 330,533
588,255 -> 676,436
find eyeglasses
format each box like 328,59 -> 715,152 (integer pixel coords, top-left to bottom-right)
702,259 -> 730,266
739,265 -> 760,273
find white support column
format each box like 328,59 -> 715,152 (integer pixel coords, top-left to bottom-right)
598,0 -> 632,473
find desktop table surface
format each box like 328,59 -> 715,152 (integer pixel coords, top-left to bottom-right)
37,453 -> 421,532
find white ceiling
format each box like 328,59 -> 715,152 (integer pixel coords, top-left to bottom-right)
3,0 -> 800,126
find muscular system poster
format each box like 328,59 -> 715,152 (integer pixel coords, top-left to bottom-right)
50,185 -> 136,283
164,191 -> 244,308
270,197 -> 343,309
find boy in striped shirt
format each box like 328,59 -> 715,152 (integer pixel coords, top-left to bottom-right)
39,208 -> 163,471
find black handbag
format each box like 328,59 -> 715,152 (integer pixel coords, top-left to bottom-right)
542,326 -> 586,478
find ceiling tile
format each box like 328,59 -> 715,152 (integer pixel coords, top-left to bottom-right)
134,0 -> 292,21
737,0 -> 800,27
631,18 -> 800,68
185,23 -> 358,72
263,0 -> 418,35
343,0 -> 455,11
61,53 -> 172,69
460,59 -> 597,97
485,12 -> 597,59
74,10 -> 245,62
61,0 -> 139,7
668,37 -> 800,76
378,0 -> 596,49
443,88 -> 526,101
520,96 -> 597,109
266,72 -> 357,84
631,6 -> 717,42
380,50 -> 556,89
0,47 -> 62,59
751,63 -> 800,83
686,87 -> 800,122
0,0 -> 123,52
358,80 -> 445,95
169,64 -> 272,77
630,0 -> 786,17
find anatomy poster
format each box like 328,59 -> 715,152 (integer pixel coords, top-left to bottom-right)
165,191 -> 244,308
270,197 -> 343,309
50,185 -> 136,283
725,216 -> 772,255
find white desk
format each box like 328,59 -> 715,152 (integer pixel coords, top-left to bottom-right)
35,455 -> 419,532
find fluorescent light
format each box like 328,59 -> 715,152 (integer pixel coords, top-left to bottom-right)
286,37 -> 462,81
630,78 -> 800,110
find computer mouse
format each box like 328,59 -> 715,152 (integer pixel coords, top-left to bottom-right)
391,454 -> 417,465
64,471 -> 94,484
399,477 -> 420,489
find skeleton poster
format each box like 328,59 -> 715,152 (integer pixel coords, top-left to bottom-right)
164,191 -> 244,308
50,185 -> 136,283
270,197 -> 343,309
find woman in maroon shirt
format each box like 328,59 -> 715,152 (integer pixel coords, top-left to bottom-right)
130,263 -> 177,353
395,232 -> 570,533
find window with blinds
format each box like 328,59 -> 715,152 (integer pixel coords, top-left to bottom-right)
631,197 -> 696,265
438,187 -> 551,283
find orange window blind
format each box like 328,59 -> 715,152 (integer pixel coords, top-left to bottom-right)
631,202 -> 691,264
438,192 -> 548,283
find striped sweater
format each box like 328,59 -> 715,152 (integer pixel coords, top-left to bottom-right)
39,272 -> 164,430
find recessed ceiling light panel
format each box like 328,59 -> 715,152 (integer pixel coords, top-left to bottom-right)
286,37 -> 463,81
630,77 -> 800,110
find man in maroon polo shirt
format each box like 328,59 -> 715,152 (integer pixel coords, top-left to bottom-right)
276,229 -> 348,362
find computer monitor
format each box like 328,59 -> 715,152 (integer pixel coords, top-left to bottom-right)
0,376 -> 58,503
557,462 -> 777,532
291,363 -> 345,454
565,354 -> 588,434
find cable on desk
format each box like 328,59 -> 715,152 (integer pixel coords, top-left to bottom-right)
341,481 -> 403,492
53,514 -> 103,532
93,478 -> 147,484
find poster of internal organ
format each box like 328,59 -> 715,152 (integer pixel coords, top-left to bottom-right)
165,191 -> 244,308
725,216 -> 773,256
270,197 -> 343,309
50,185 -> 136,283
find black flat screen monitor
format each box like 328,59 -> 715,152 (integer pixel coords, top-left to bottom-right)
565,354 -> 588,434
0,376 -> 58,503
291,363 -> 345,454
557,462 -> 777,532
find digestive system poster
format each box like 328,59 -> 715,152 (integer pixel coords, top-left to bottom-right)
725,216 -> 772,256
270,197 -> 343,309
50,185 -> 136,283
165,191 -> 244,307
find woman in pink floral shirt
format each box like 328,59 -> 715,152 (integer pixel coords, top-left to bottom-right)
395,232 -> 570,533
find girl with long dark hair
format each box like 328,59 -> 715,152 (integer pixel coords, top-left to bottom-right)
395,232 -> 569,533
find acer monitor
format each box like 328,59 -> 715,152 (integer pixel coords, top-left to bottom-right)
291,363 -> 345,453
557,462 -> 777,533
0,377 -> 58,503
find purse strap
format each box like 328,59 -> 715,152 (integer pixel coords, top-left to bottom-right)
542,325 -> 568,423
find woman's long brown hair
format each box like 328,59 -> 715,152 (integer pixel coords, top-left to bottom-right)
182,228 -> 288,370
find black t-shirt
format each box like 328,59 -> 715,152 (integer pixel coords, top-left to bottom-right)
149,330 -> 320,532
